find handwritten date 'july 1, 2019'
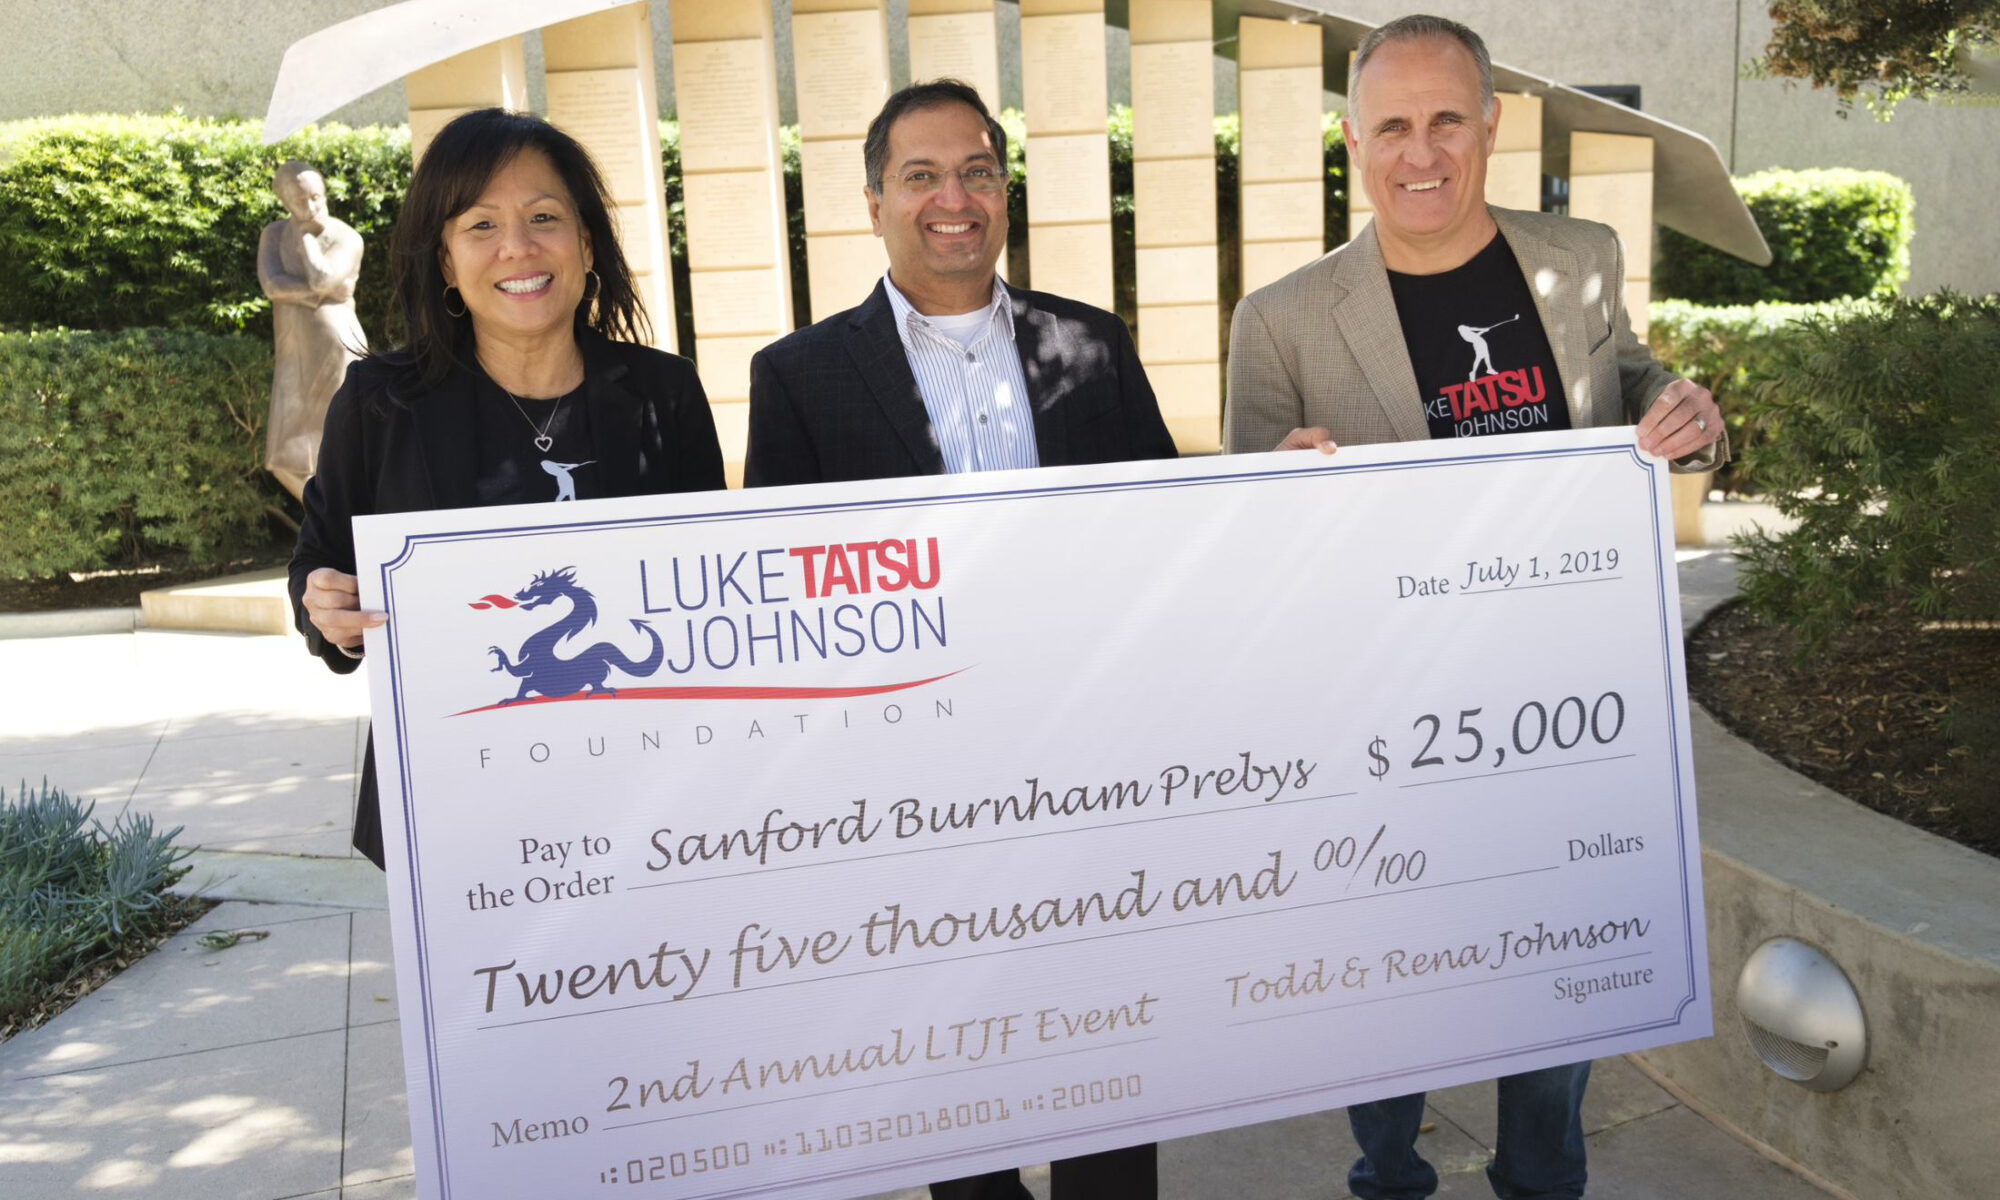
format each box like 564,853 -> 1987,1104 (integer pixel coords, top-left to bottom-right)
1397,549 -> 1622,598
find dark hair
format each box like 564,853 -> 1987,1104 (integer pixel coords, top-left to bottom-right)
1348,14 -> 1495,125
863,79 -> 1008,194
385,108 -> 648,390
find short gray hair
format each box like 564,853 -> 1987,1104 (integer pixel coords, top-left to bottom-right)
1348,14 -> 1495,124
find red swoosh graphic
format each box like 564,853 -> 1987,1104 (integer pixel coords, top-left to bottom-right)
451,669 -> 965,716
468,595 -> 520,610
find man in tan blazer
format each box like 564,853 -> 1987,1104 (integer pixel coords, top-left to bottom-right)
1223,15 -> 1724,1200
1226,20 -> 1723,471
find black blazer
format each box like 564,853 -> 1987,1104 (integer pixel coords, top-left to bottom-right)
744,280 -> 1176,484
289,328 -> 725,864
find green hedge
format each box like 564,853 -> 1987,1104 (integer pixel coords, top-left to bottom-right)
1735,293 -> 2000,647
1655,168 -> 1913,304
1,109 -> 1346,359
0,328 -> 277,578
0,115 -> 408,343
1649,297 -> 1876,493
0,113 -> 1346,580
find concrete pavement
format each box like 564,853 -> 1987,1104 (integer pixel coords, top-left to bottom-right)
0,545 -> 1836,1200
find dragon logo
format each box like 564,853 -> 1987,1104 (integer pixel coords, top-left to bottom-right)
472,567 -> 664,706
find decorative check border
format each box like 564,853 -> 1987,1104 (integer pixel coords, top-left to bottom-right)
371,440 -> 1697,1200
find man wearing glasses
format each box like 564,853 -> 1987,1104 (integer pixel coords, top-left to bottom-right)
745,78 -> 1173,490
744,79 -> 1172,1199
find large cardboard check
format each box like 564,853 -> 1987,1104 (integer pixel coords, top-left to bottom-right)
355,427 -> 1710,1200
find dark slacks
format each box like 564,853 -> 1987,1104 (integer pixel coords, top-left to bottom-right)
929,1143 -> 1158,1200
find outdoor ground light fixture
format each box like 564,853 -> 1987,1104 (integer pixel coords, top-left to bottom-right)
1736,937 -> 1868,1091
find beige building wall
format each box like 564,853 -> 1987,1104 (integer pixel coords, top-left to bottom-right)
1238,17 -> 1323,293
671,0 -> 794,477
405,40 -> 530,164
1317,0 -> 2000,293
1131,0 -> 1220,453
907,0 -> 1004,112
1019,0 -> 1114,309
1567,131 -> 1654,341
543,3 -> 677,351
791,0 -> 893,321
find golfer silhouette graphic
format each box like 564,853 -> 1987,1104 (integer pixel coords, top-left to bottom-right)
1457,313 -> 1521,381
539,459 -> 594,502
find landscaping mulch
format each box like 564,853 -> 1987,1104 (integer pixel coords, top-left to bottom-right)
0,554 -> 289,615
1687,602 -> 2000,859
0,894 -> 218,1042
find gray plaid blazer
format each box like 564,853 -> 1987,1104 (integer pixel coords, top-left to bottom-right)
1223,207 -> 1721,470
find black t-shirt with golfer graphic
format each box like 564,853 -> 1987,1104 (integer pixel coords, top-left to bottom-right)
1387,230 -> 1570,441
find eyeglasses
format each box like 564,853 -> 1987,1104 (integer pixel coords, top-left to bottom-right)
886,164 -> 1006,195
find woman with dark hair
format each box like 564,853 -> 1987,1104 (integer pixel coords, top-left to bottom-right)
289,107 -> 724,867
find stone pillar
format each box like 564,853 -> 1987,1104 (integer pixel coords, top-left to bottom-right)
542,2 -> 677,352
671,0 -> 795,479
1569,131 -> 1689,539
1568,131 -> 1654,340
907,0 -> 1002,113
1238,17 -> 1322,292
405,38 -> 529,164
1131,0 -> 1218,452
1488,92 -> 1543,213
1020,0 -> 1113,308
792,0 -> 892,321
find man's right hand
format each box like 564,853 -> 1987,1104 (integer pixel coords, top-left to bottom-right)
302,567 -> 386,650
1274,427 -> 1340,454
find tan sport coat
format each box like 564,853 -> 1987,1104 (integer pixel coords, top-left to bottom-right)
1223,206 -> 1722,470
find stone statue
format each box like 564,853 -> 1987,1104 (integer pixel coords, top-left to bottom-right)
258,160 -> 366,499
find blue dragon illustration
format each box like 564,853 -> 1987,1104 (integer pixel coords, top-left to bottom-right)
487,567 -> 664,705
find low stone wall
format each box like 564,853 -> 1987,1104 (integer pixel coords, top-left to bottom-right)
1639,705 -> 2000,1198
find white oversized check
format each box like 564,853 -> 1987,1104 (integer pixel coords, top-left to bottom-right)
355,427 -> 1710,1200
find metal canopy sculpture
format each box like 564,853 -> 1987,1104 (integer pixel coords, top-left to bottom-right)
1222,1 -> 1772,265
263,0 -> 633,144
266,0 -> 1767,265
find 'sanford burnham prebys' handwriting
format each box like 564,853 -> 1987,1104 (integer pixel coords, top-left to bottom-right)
458,750 -> 1317,915
638,750 -> 1318,875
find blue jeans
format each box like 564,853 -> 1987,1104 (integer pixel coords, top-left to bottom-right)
1346,1062 -> 1591,1199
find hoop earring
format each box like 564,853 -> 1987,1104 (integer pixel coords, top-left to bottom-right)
584,269 -> 601,300
443,286 -> 467,318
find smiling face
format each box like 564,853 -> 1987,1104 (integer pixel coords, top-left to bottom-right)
1343,35 -> 1501,273
867,100 -> 1008,315
438,148 -> 593,350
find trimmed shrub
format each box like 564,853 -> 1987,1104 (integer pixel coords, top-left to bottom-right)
1,780 -> 191,1030
1648,297 -> 1876,492
3,111 -> 1345,358
1655,168 -> 1914,304
0,327 -> 279,578
1735,293 -> 2000,648
0,115 -> 408,343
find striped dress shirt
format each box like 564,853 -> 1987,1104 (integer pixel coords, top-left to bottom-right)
881,273 -> 1039,474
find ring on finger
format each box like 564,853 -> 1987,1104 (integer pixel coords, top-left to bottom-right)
1695,416 -> 1708,432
